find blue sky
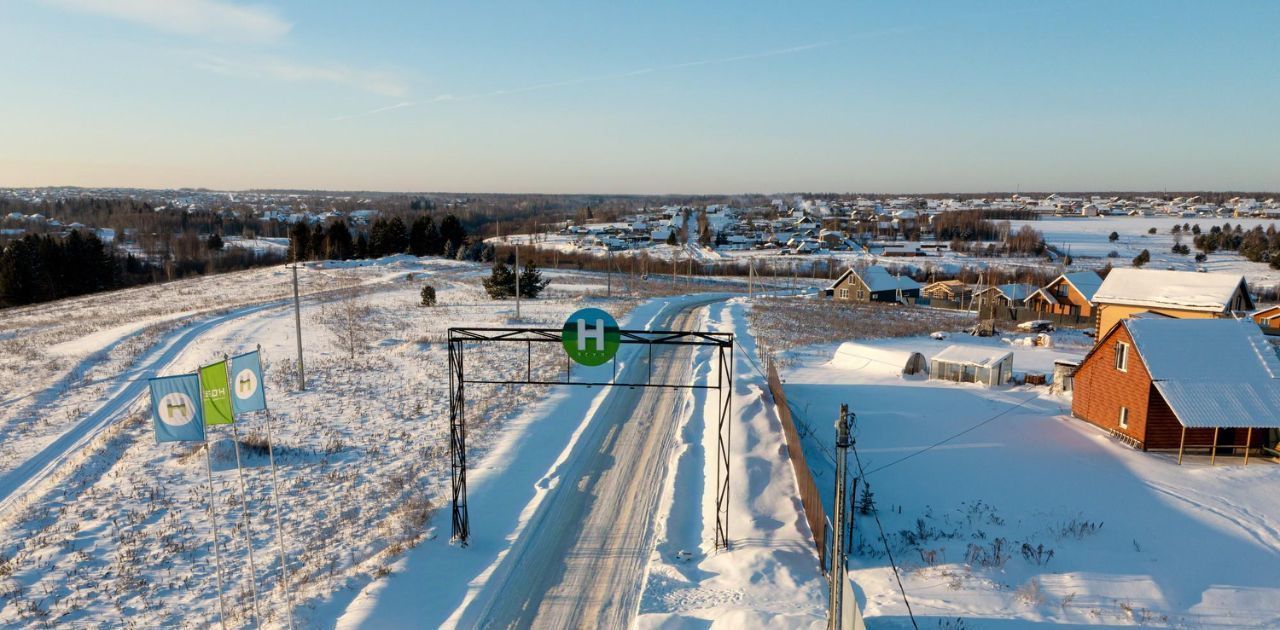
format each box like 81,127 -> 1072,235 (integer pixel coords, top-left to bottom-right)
1,0 -> 1276,193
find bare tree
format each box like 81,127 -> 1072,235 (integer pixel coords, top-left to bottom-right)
317,289 -> 375,359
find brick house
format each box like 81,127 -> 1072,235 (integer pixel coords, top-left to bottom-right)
1025,271 -> 1103,317
1071,316 -> 1280,459
1091,269 -> 1254,339
826,266 -> 921,303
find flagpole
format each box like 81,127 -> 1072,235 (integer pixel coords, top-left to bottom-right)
259,345 -> 296,630
226,356 -> 264,628
203,435 -> 230,630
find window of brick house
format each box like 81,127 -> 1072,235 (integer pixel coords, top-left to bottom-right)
1118,406 -> 1129,429
1115,342 -> 1129,372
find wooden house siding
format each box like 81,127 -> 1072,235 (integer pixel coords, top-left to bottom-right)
1071,324 -> 1153,447
1143,387 -> 1227,450
1031,278 -> 1095,317
831,273 -> 873,302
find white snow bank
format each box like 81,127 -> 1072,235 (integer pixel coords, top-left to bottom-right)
830,342 -> 927,376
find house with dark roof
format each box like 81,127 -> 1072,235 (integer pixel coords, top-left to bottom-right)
826,266 -> 921,303
1071,316 -> 1280,462
1025,271 -> 1104,317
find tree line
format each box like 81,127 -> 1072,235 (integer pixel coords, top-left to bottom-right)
1,231 -> 130,307
286,213 -> 491,263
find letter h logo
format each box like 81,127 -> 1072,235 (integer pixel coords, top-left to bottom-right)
577,318 -> 606,352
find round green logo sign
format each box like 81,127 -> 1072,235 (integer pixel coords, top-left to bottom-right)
562,307 -> 620,366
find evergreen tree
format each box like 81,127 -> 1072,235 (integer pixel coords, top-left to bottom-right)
1108,231 -> 1119,243
288,221 -> 311,262
420,284 -> 437,306
409,215 -> 440,257
326,221 -> 354,260
483,261 -> 517,299
310,224 -> 327,260
384,216 -> 409,254
0,236 -> 40,306
355,233 -> 370,259
518,260 -> 551,298
368,218 -> 389,257
439,214 -> 467,254
207,233 -> 224,251
369,216 -> 409,257
1132,249 -> 1151,268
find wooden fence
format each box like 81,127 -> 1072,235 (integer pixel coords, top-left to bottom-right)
766,356 -> 828,571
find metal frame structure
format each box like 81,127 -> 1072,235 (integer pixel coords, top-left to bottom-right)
447,326 -> 734,549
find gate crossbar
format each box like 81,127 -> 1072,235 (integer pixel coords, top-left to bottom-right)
447,326 -> 734,551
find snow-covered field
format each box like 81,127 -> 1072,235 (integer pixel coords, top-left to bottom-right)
769,309 -> 1280,628
506,214 -> 1280,294
0,257 -> 828,628
1014,216 -> 1280,287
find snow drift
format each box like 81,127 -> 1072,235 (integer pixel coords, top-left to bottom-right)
829,342 -> 927,376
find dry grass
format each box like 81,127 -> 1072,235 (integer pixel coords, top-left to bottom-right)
747,296 -> 975,362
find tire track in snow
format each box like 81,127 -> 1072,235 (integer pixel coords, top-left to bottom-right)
0,300 -> 286,517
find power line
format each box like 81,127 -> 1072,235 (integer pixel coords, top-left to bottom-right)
850,440 -> 918,630
862,393 -> 1040,477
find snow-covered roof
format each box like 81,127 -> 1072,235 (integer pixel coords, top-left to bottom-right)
1154,381 -> 1280,429
1093,269 -> 1251,313
1127,318 -> 1280,381
985,283 -> 1037,301
1059,271 -> 1104,302
859,266 -> 922,293
931,345 -> 1013,367
827,266 -> 920,293
1124,318 -> 1280,428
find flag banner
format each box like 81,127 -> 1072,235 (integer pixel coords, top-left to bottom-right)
200,361 -> 235,426
149,373 -> 207,443
230,350 -> 267,414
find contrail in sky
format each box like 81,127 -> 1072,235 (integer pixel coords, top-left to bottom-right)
330,38 -> 861,121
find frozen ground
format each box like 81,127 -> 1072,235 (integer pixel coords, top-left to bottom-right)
0,257 -> 827,628
770,310 -> 1280,628
0,257 -> 653,627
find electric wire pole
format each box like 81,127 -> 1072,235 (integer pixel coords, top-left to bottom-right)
289,263 -> 305,391
515,242 -> 521,319
829,404 -> 852,629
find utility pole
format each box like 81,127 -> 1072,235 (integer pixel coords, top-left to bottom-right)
829,404 -> 852,630
748,258 -> 754,297
515,242 -> 521,319
289,264 -> 305,391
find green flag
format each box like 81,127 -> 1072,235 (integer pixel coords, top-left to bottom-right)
199,361 -> 235,426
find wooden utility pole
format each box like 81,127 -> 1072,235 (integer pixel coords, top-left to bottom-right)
829,405 -> 852,629
289,264 -> 305,391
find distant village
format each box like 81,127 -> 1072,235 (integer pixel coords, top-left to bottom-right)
549,194 -> 1280,258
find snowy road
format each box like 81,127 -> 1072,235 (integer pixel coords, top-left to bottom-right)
471,296 -> 719,629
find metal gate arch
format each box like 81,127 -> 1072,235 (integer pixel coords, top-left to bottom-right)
447,326 -> 734,550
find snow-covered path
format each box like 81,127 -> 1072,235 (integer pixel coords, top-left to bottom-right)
0,300 -> 287,517
470,298 -> 715,628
